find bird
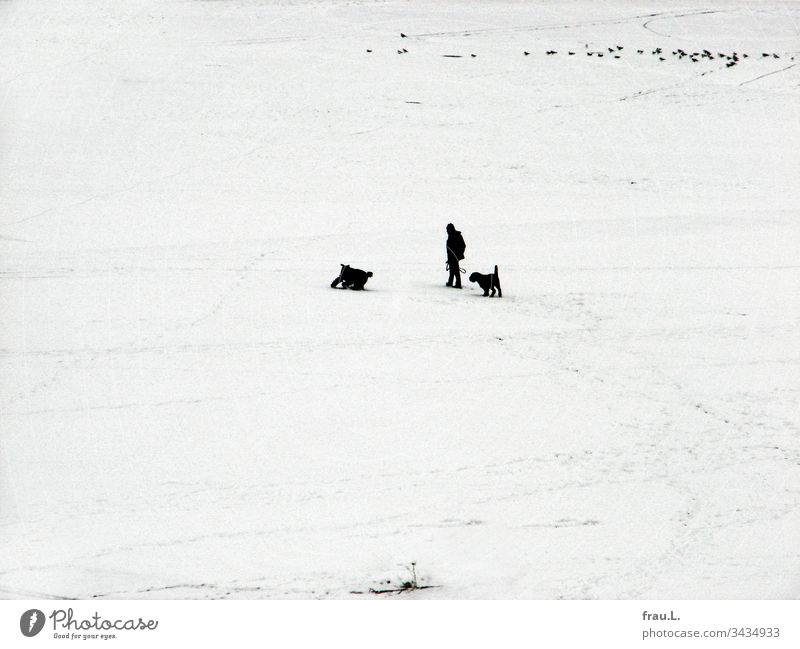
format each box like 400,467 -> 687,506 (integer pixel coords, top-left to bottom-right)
608,47 -> 614,53
524,51 -> 530,56
616,45 -> 623,50
400,33 -> 407,38
397,49 -> 403,54
773,53 -> 780,58
568,51 -> 575,55
402,48 -> 407,53
614,55 -> 620,59
470,53 -> 476,57
659,57 -> 665,61
637,49 -> 643,54
366,49 -> 372,53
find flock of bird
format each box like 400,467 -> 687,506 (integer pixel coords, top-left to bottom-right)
563,44 -> 788,69
364,34 -> 794,69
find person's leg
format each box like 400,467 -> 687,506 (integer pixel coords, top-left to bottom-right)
453,260 -> 462,288
447,263 -> 455,286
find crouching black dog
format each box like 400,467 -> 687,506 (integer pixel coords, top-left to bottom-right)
331,264 -> 373,290
469,265 -> 502,297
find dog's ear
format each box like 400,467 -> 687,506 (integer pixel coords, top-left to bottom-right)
366,272 -> 373,277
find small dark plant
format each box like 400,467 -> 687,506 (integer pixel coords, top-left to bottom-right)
371,562 -> 439,595
351,562 -> 439,596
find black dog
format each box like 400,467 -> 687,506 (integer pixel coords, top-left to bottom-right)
331,264 -> 373,290
469,265 -> 502,297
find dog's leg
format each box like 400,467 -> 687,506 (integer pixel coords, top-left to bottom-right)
331,277 -> 341,288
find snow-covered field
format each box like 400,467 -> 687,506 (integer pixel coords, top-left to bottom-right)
1,0 -> 799,599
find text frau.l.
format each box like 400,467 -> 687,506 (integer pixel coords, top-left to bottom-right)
50,609 -> 158,632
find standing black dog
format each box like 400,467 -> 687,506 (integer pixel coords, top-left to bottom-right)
331,264 -> 373,290
469,265 -> 502,297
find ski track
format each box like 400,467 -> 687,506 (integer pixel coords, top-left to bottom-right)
739,61 -> 799,86
408,9 -> 718,39
641,10 -> 724,38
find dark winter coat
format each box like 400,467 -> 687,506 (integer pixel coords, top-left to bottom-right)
446,229 -> 466,262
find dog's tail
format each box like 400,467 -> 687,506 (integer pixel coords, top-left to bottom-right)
494,265 -> 499,278
366,271 -> 373,277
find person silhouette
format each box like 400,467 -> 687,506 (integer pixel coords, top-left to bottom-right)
445,223 -> 466,288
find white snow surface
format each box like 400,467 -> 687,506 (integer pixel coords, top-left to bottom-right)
1,0 -> 799,599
